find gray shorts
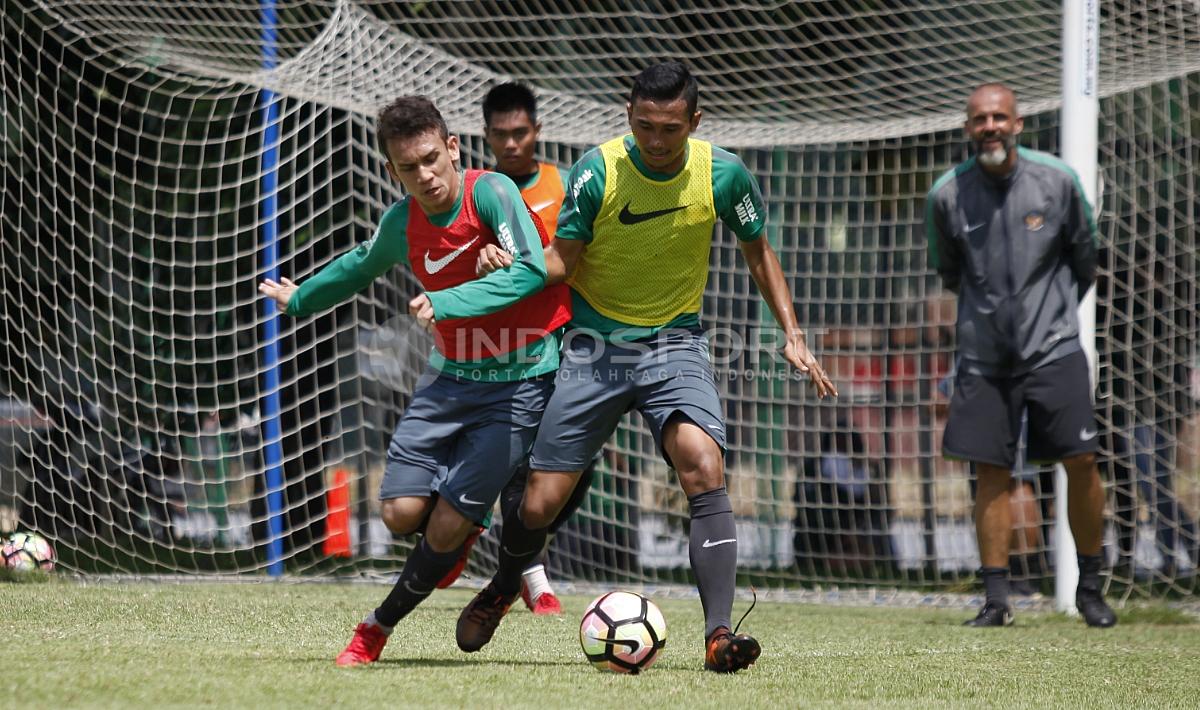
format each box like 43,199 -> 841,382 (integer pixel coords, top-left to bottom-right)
944,350 -> 1097,469
529,328 -> 726,471
381,369 -> 552,524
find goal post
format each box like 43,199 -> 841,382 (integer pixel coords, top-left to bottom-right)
1056,0 -> 1101,614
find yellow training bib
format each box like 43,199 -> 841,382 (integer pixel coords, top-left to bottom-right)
569,136 -> 716,326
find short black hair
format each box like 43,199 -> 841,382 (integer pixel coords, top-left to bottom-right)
375,95 -> 448,158
482,82 -> 538,126
629,62 -> 698,115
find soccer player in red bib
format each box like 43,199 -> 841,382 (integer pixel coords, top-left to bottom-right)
259,96 -> 570,666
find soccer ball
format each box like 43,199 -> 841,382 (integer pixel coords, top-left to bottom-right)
2,531 -> 56,573
579,591 -> 667,674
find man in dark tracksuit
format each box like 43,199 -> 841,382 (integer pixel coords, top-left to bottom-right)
926,83 -> 1116,628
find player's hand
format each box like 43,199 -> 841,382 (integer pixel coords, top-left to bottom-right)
408,293 -> 436,331
476,243 -> 513,276
258,277 -> 298,312
782,330 -> 838,398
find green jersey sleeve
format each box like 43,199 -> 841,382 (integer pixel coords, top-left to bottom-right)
425,172 -> 548,320
286,202 -> 410,316
712,147 -> 766,241
554,147 -> 606,244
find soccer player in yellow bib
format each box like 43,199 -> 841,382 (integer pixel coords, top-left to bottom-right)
422,62 -> 837,672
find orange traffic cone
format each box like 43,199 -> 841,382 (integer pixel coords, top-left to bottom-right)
324,468 -> 352,558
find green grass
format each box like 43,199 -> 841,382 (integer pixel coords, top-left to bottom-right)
3,581 -> 1198,709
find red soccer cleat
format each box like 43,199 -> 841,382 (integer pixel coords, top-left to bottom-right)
436,526 -> 484,589
335,622 -> 389,667
521,581 -> 563,616
704,626 -> 761,673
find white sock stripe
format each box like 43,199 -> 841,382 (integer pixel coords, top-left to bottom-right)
521,564 -> 554,601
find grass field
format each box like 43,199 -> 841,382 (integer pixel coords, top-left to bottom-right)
3,580 -> 1199,709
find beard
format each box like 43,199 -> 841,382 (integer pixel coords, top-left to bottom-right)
976,133 -> 1017,167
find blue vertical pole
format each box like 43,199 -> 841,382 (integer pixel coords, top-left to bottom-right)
259,0 -> 285,577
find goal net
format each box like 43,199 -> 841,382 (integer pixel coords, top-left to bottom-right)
2,1 -> 1198,601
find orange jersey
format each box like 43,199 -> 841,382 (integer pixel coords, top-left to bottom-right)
519,162 -> 566,238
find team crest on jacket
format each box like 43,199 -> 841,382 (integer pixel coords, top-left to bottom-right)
1025,212 -> 1045,231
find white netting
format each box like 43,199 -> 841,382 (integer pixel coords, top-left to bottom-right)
1,1 -> 1197,600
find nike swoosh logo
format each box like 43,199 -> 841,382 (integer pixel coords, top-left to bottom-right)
965,222 -> 986,232
404,579 -> 433,595
1079,427 -> 1098,441
702,538 -> 736,548
706,424 -> 723,431
618,202 -> 689,225
529,199 -> 556,213
584,627 -> 642,654
459,493 -> 485,506
424,236 -> 479,274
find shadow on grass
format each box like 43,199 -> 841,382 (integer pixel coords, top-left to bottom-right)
290,656 -> 586,669
0,568 -> 50,583
1114,606 -> 1198,626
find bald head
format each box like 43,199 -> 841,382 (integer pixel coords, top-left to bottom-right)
967,83 -> 1019,119
965,83 -> 1023,174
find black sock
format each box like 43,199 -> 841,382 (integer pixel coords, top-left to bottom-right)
980,566 -> 1010,609
374,538 -> 461,628
499,466 -> 527,525
687,487 -> 738,639
494,510 -> 549,596
1077,553 -> 1104,592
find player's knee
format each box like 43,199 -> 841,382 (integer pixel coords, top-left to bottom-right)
520,498 -> 556,530
520,472 -> 576,529
380,497 -> 431,535
424,505 -> 474,553
521,489 -> 570,530
675,448 -> 724,495
1063,452 -> 1096,471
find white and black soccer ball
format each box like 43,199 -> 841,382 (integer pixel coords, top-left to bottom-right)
2,531 -> 56,573
579,591 -> 667,674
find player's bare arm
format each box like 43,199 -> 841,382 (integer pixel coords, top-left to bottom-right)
258,277 -> 298,311
738,236 -> 837,398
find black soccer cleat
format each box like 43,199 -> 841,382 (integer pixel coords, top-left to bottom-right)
1076,586 -> 1117,628
456,582 -> 517,652
963,603 -> 1014,627
704,627 -> 761,673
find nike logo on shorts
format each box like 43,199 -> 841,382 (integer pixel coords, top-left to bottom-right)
459,493 -> 485,506
529,199 -> 556,213
1079,427 -> 1098,441
424,236 -> 480,274
966,222 -> 986,232
702,538 -> 736,548
617,202 -> 689,225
